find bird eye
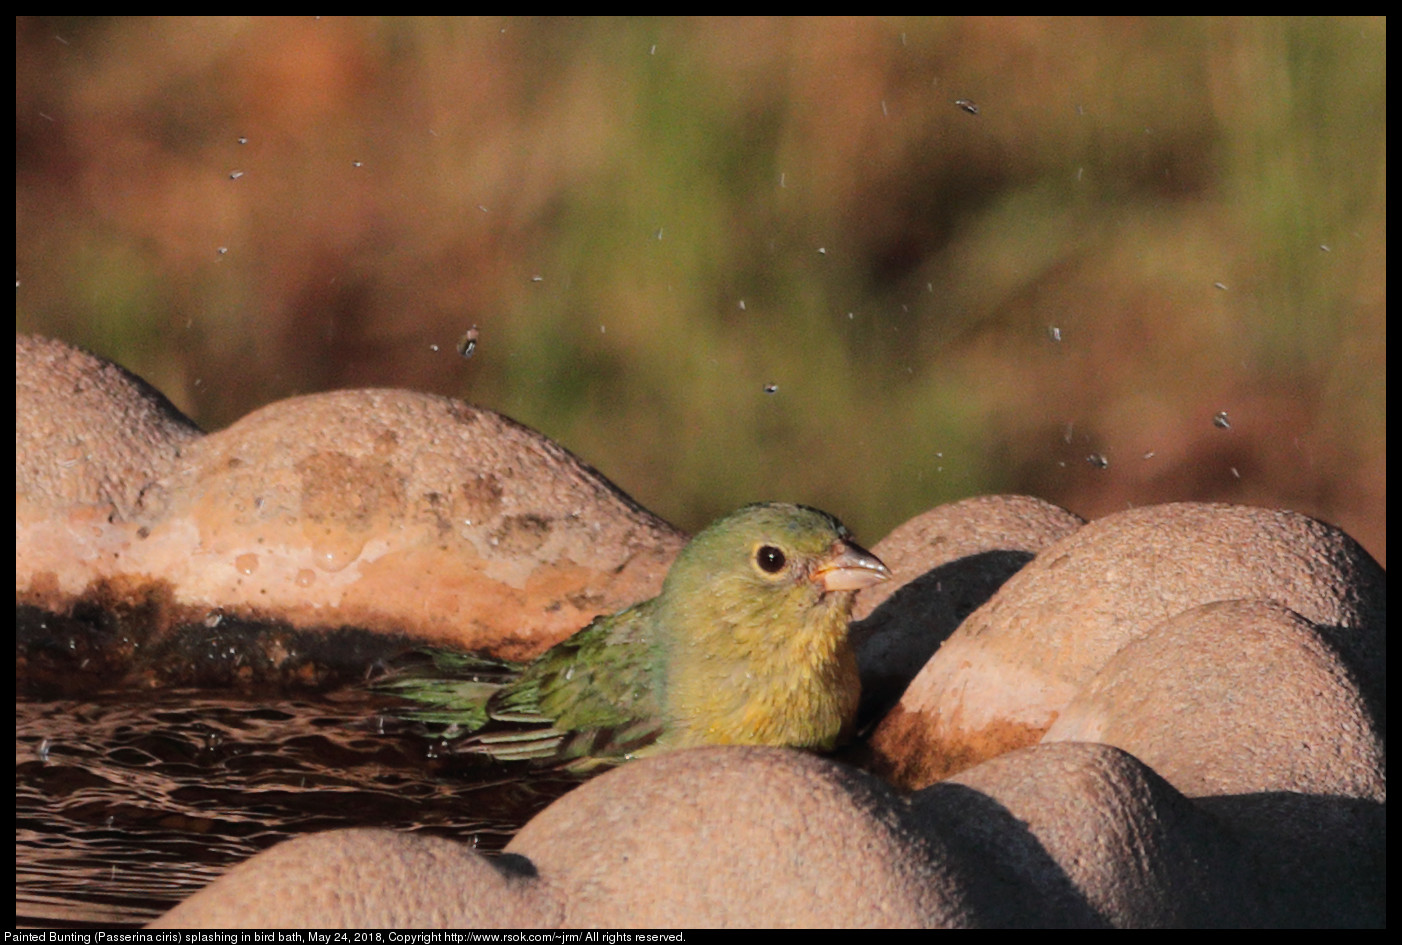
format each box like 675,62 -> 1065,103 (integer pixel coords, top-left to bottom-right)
755,545 -> 787,574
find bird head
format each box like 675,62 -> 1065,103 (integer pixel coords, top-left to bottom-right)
662,502 -> 890,620
655,502 -> 891,749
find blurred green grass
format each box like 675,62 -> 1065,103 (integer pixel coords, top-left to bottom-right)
15,17 -> 1386,562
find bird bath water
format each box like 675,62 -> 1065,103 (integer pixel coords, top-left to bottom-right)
15,608 -> 583,929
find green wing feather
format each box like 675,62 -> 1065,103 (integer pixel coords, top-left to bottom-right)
377,599 -> 665,768
376,649 -> 520,728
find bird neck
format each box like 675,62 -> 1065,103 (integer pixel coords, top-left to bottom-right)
655,586 -> 861,752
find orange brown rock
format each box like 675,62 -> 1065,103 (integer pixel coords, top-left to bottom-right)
17,337 -> 686,685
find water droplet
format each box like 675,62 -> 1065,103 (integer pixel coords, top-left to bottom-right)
237,136 -> 248,145
457,325 -> 479,359
1047,325 -> 1062,342
1213,411 -> 1232,430
229,170 -> 244,180
313,541 -> 363,573
1085,453 -> 1109,469
37,738 -> 51,762
764,384 -> 778,394
955,99 -> 979,115
1213,282 -> 1228,291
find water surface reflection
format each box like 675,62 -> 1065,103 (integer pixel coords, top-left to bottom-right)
17,687 -> 580,928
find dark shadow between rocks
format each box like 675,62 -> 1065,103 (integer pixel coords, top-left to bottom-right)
1195,791 -> 1386,929
907,780 -> 1108,927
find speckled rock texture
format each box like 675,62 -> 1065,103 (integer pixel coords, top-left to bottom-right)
17,336 -> 685,686
17,334 -> 204,620
149,828 -> 551,929
851,495 -> 1084,725
128,387 -> 684,658
148,747 -> 970,928
151,737 -> 1382,928
868,501 -> 1386,791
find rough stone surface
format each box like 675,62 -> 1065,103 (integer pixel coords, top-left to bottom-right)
151,740 -> 1380,928
868,502 -> 1386,788
150,829 -> 554,929
1043,599 -> 1385,801
17,335 -> 204,618
128,388 -> 685,657
16,334 -> 203,518
151,747 -> 981,929
17,335 -> 687,680
506,746 -> 975,928
913,742 -> 1278,927
852,495 -> 1083,724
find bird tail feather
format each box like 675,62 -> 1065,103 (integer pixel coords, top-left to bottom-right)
374,649 -> 522,732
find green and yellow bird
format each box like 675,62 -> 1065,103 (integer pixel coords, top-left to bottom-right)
381,502 -> 891,768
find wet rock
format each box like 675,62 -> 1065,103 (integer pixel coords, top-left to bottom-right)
16,337 -> 686,687
129,388 -> 684,659
17,335 -> 203,615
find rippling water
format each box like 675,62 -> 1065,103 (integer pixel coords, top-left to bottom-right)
16,686 -> 582,928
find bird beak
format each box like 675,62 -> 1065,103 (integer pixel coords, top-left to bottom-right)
812,539 -> 892,592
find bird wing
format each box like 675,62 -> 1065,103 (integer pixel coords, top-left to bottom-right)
374,649 -> 520,729
377,601 -> 666,769
483,600 -> 666,766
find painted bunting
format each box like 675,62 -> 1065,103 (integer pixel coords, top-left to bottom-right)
381,502 -> 891,768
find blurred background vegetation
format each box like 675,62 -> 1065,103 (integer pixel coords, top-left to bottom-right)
15,17 -> 1386,562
